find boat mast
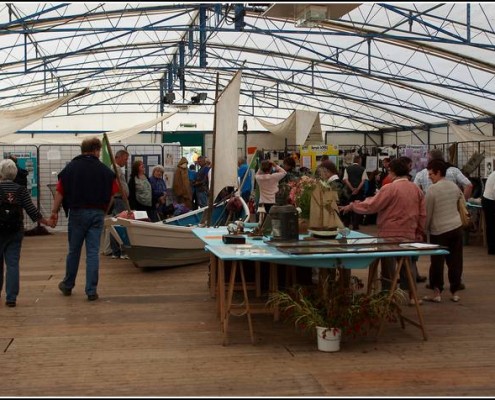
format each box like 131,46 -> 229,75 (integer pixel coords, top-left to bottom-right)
204,72 -> 220,226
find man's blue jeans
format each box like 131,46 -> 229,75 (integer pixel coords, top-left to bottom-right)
0,230 -> 24,303
196,190 -> 208,208
62,208 -> 104,296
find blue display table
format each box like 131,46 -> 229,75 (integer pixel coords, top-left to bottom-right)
193,227 -> 448,345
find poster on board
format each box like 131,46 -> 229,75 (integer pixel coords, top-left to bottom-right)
365,156 -> 378,172
299,144 -> 339,172
485,159 -> 494,178
3,151 -> 38,197
400,145 -> 429,179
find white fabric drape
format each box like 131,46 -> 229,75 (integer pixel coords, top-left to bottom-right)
212,70 -> 242,198
105,111 -> 177,142
257,110 -> 323,145
0,88 -> 89,140
1,111 -> 177,144
448,122 -> 494,143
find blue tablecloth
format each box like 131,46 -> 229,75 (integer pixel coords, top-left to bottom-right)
192,227 -> 448,269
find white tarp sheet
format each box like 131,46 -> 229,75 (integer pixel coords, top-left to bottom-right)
0,88 -> 89,140
449,122 -> 494,143
1,112 -> 177,144
257,109 -> 323,145
448,121 -> 495,161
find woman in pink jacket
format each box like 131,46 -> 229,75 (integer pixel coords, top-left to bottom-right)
340,158 -> 426,304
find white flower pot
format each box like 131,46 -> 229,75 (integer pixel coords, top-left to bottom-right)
316,326 -> 341,352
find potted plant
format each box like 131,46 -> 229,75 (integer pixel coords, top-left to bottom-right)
266,269 -> 408,351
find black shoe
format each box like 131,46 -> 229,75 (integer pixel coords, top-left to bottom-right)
416,275 -> 427,283
87,294 -> 99,301
58,282 -> 72,296
6,301 -> 16,307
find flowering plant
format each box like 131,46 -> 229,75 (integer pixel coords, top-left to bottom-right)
287,176 -> 333,220
287,175 -> 317,219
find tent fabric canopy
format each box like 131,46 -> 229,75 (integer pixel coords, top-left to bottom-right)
2,4 -> 495,136
257,110 -> 323,146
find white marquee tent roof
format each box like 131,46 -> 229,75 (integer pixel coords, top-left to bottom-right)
1,2 -> 495,137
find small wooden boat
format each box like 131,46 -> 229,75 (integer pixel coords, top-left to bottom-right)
110,198 -> 250,268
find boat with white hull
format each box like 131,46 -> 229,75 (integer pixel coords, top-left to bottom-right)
110,198 -> 249,268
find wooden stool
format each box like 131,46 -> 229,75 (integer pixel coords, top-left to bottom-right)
221,261 -> 279,345
367,256 -> 427,341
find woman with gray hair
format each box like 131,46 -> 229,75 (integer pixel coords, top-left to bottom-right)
0,159 -> 52,307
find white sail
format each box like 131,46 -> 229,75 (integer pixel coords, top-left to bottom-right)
212,70 -> 242,198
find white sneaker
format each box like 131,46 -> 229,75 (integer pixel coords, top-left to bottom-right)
451,294 -> 460,302
120,255 -> 129,260
111,255 -> 118,259
409,298 -> 423,306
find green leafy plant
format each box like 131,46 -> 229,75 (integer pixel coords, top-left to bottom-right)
267,270 -> 408,340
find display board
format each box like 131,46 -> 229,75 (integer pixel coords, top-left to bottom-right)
4,151 -> 38,197
299,144 -> 339,171
399,144 -> 429,178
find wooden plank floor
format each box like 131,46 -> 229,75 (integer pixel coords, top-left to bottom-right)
1,226 -> 495,396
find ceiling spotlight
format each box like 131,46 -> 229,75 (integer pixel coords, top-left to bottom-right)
163,92 -> 176,104
191,92 -> 207,105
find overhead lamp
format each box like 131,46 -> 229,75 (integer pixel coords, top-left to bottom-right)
163,92 -> 176,104
191,92 -> 207,105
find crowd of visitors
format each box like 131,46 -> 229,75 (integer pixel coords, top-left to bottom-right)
250,149 -> 483,305
2,140 -> 493,308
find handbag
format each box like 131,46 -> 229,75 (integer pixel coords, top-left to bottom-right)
457,194 -> 471,229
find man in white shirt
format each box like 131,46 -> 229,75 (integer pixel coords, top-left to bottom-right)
414,148 -> 473,200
